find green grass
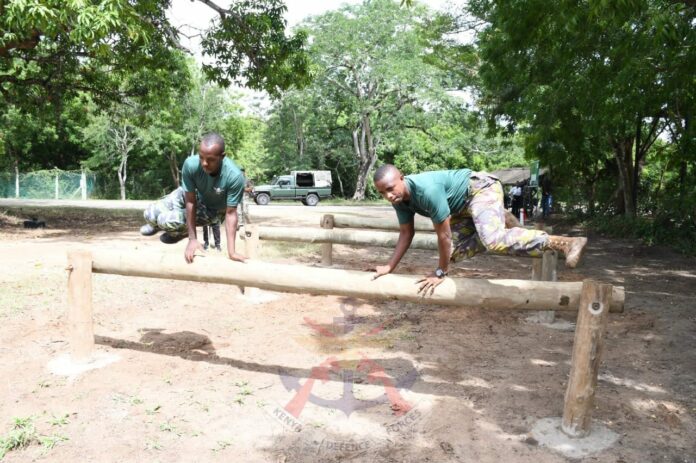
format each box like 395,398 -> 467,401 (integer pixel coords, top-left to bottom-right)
0,416 -> 69,460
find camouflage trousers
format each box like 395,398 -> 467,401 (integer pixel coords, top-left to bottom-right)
143,187 -> 224,237
450,173 -> 549,262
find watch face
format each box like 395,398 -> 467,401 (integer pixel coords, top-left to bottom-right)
435,268 -> 445,278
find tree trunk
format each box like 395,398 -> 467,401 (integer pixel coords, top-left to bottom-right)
351,113 -> 377,200
612,137 -> 636,218
118,155 -> 128,200
169,153 -> 180,188
291,108 -> 304,161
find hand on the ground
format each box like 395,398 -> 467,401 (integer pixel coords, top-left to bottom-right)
228,252 -> 247,263
417,273 -> 445,297
372,264 -> 393,280
185,239 -> 204,263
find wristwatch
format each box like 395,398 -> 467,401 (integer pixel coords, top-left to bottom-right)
434,268 -> 448,279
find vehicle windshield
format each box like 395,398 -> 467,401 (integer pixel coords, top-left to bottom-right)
271,177 -> 280,185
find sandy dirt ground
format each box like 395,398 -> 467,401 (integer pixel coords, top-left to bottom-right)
0,203 -> 694,463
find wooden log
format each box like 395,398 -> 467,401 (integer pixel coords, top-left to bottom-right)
67,250 -> 95,361
89,250 -> 624,312
332,215 -> 434,232
256,225 -> 439,250
321,214 -> 334,267
332,213 -> 553,234
562,279 -> 613,437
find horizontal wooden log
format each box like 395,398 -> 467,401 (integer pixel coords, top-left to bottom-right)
330,214 -> 553,234
89,250 -> 624,312
333,215 -> 434,231
254,226 -> 438,250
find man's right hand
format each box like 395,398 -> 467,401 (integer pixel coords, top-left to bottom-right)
372,264 -> 393,280
185,238 -> 204,264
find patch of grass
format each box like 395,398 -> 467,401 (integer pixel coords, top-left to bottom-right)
47,414 -> 70,427
38,435 -> 68,454
0,416 -> 69,460
212,440 -> 233,452
145,439 -> 162,451
0,417 -> 37,459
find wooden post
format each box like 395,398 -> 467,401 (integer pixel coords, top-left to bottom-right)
67,250 -> 95,361
562,279 -> 613,437
244,224 -> 259,259
243,225 -> 260,296
531,259 -> 543,281
541,250 -> 558,282
321,214 -> 334,267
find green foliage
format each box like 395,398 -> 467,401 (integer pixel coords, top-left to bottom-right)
467,0 -> 695,217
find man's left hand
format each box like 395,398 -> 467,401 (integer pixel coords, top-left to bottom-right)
228,252 -> 247,263
416,272 -> 445,297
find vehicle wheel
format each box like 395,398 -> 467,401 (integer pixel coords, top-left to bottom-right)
255,193 -> 270,205
304,194 -> 319,206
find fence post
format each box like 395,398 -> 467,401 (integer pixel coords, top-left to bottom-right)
67,250 -> 95,361
562,279 -> 612,437
321,214 -> 335,267
55,171 -> 59,199
15,164 -> 19,198
81,170 -> 87,200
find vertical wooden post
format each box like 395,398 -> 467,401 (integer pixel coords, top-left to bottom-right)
244,224 -> 259,259
562,279 -> 613,437
67,250 -> 94,361
537,250 -> 558,323
531,259 -> 542,281
243,225 -> 260,296
531,222 -> 545,281
541,250 -> 558,282
321,214 -> 334,267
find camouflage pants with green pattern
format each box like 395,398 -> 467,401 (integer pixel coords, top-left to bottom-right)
450,173 -> 548,262
143,187 -> 224,238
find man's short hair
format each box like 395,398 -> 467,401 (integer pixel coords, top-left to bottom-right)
201,133 -> 225,153
373,164 -> 400,183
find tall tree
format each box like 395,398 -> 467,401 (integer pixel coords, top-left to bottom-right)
468,0 -> 696,217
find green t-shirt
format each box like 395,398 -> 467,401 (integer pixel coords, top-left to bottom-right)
181,155 -> 244,211
393,169 -> 472,225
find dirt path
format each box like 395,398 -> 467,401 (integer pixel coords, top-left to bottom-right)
0,205 -> 694,462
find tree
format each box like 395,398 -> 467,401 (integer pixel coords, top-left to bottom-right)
467,0 -> 696,217
0,0 -> 308,108
301,0 -> 448,199
82,103 -> 144,200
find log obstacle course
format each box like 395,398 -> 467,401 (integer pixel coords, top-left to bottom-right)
65,245 -> 623,444
244,214 -> 558,282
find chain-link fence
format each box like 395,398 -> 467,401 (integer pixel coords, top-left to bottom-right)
0,169 -> 96,200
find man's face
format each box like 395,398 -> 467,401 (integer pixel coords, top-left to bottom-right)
199,143 -> 225,175
375,172 -> 407,205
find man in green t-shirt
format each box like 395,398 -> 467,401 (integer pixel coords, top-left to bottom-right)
372,164 -> 587,295
140,133 -> 247,264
